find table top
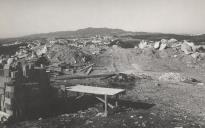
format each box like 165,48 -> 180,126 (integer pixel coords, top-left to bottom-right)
66,85 -> 125,96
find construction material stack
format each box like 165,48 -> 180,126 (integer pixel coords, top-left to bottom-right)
0,62 -> 51,121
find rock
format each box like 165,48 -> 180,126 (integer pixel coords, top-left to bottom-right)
161,39 -> 168,44
168,38 -> 177,43
139,40 -> 148,49
173,55 -> 177,57
197,83 -> 204,86
142,122 -> 146,127
112,45 -> 118,49
7,58 -> 14,65
155,82 -> 161,86
85,120 -> 93,125
159,43 -> 167,50
36,45 -> 47,56
159,72 -> 186,82
167,38 -> 177,47
96,112 -> 104,117
181,41 -> 193,54
191,52 -> 200,59
134,121 -> 139,125
154,41 -> 161,49
196,45 -> 205,52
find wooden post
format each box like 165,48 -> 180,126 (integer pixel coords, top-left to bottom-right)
115,94 -> 118,107
96,96 -> 114,109
104,95 -> 108,117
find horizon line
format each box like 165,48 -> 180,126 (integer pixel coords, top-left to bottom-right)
0,27 -> 203,39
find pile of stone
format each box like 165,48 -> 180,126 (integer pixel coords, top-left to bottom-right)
159,72 -> 203,85
138,38 -> 205,61
107,73 -> 139,89
47,44 -> 92,66
159,72 -> 186,82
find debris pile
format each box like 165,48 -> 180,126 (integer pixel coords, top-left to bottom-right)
159,72 -> 186,82
159,72 -> 202,84
47,44 -> 92,65
137,38 -> 205,68
107,73 -> 138,89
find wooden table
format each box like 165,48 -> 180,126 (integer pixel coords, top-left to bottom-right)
66,85 -> 125,116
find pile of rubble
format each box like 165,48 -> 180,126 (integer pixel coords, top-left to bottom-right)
139,39 -> 205,57
138,39 -> 205,66
47,44 -> 92,65
158,72 -> 203,85
159,72 -> 187,82
107,73 -> 139,89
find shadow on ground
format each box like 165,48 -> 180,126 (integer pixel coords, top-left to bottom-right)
50,95 -> 155,117
6,94 -> 155,125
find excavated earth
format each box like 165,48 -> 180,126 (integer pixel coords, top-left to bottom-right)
5,46 -> 205,128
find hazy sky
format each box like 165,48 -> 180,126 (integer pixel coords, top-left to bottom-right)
0,0 -> 205,38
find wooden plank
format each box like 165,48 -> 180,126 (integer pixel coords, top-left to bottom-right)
115,94 -> 119,107
104,95 -> 108,117
79,63 -> 95,72
55,73 -> 116,80
66,85 -> 125,96
86,66 -> 93,75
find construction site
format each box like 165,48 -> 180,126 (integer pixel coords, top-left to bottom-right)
0,30 -> 204,128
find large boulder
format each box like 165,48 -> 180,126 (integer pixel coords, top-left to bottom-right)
187,42 -> 196,52
7,58 -> 14,65
36,45 -> 47,56
139,40 -> 148,49
168,38 -> 177,43
167,38 -> 177,47
154,41 -> 161,49
159,43 -> 167,50
161,39 -> 168,44
191,52 -> 200,59
195,45 -> 205,52
181,42 -> 193,54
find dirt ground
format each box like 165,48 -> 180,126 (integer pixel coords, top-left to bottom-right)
6,47 -> 205,128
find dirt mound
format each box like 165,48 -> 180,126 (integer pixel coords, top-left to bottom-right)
47,44 -> 92,66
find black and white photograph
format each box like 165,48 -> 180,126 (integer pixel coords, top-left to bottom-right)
0,0 -> 205,127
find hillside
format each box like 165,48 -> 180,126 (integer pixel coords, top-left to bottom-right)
23,27 -> 130,39
0,28 -> 205,45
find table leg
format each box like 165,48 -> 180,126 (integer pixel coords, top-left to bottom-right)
115,94 -> 118,107
104,95 -> 108,117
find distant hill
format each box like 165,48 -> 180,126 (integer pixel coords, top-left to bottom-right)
23,27 -> 131,39
0,27 -> 205,45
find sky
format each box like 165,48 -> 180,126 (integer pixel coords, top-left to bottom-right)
0,0 -> 205,38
